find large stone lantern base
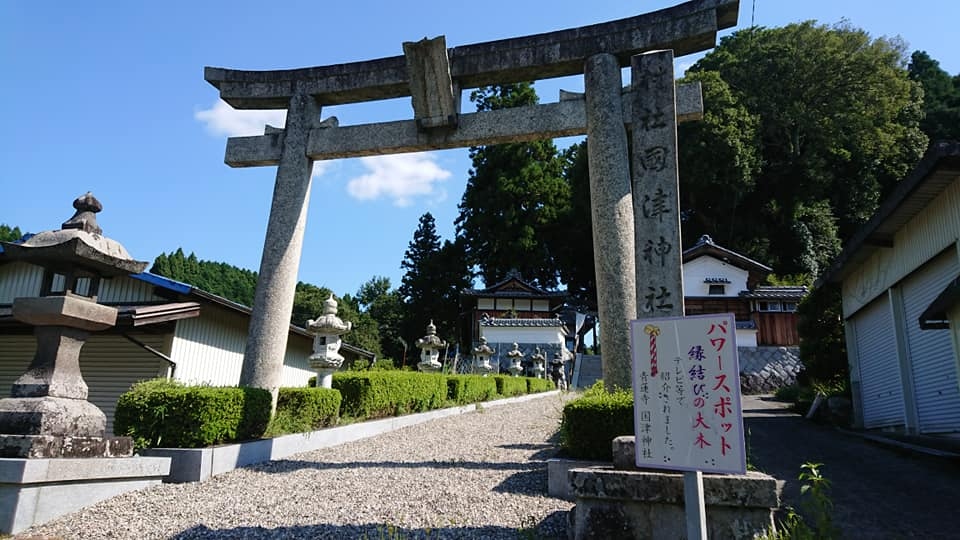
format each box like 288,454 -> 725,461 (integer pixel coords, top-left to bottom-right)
0,296 -> 134,458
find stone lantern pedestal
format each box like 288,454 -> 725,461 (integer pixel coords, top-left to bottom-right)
472,336 -> 495,376
415,321 -> 445,372
506,343 -> 525,377
0,193 -> 170,534
306,296 -> 352,388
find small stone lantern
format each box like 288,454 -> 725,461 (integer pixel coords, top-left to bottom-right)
549,352 -> 568,391
530,347 -> 547,379
306,295 -> 352,389
0,193 -> 147,458
506,342 -> 525,377
472,336 -> 495,375
415,320 -> 445,372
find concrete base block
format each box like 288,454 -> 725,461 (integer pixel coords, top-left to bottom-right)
546,458 -> 608,501
0,456 -> 171,534
568,467 -> 780,540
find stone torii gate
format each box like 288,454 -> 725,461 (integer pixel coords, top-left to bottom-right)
205,0 -> 739,405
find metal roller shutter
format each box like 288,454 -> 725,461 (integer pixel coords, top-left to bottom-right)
0,333 -> 167,434
853,296 -> 904,429
901,252 -> 960,433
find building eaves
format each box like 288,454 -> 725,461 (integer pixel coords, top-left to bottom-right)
682,235 -> 772,274
819,141 -> 960,286
132,272 -> 316,340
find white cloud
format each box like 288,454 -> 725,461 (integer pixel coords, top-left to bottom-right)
195,100 -> 286,138
346,153 -> 451,207
196,100 -> 328,179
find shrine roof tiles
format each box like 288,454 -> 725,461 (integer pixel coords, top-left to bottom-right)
739,286 -> 808,300
480,318 -> 567,329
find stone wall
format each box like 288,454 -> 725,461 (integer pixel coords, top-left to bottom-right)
738,346 -> 802,394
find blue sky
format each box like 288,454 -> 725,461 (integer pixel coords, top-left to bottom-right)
2,0 -> 959,299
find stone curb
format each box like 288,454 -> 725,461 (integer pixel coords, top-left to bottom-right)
837,428 -> 960,462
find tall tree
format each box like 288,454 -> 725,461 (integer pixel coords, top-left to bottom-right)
553,141 -> 597,311
679,21 -> 927,276
356,276 -> 405,362
455,83 -> 570,289
151,249 -> 258,306
399,213 -> 472,353
0,224 -> 23,243
908,50 -> 960,143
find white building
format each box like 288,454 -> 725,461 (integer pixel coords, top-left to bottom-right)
822,142 -> 960,434
0,260 -> 372,432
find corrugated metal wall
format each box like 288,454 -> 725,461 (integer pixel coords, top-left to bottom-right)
0,333 -> 168,434
169,305 -> 313,387
169,308 -> 247,385
852,295 -> 904,429
842,178 -> 960,317
0,262 -> 43,302
901,251 -> 960,433
0,263 -> 165,304
281,337 -> 314,387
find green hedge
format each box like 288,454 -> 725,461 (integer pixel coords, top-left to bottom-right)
526,377 -> 556,394
446,375 -> 498,404
271,387 -> 342,434
114,379 -> 271,449
494,375 -> 528,397
333,371 -> 447,419
560,385 -> 634,460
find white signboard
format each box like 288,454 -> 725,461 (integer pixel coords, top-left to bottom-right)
630,313 -> 746,474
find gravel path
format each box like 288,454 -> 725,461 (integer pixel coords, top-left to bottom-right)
19,394 -> 574,540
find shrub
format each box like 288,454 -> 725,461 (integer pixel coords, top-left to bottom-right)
333,371 -> 447,419
493,375 -> 527,397
370,358 -> 397,370
560,384 -> 634,460
267,387 -> 342,436
446,375 -> 498,404
114,379 -> 271,450
526,377 -> 556,394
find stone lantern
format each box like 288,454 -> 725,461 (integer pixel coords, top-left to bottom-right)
306,295 -> 352,389
505,342 -> 525,377
549,352 -> 568,391
530,347 -> 547,379
415,320 -> 445,372
472,336 -> 495,375
0,192 -> 147,458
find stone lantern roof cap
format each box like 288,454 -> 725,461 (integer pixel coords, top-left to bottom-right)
307,295 -> 352,334
416,320 -> 446,350
0,193 -> 147,277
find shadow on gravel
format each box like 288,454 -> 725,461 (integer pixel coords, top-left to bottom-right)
169,513 -> 570,539
250,459 -> 541,475
496,442 -> 561,461
492,467 -> 547,495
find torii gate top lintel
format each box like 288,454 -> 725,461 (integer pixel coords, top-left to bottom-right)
204,0 -> 738,110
